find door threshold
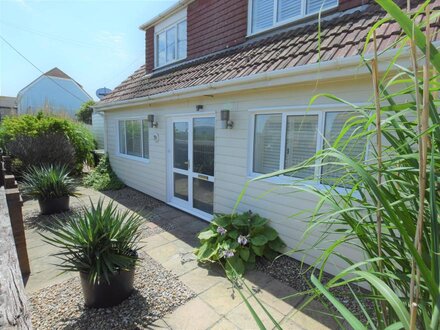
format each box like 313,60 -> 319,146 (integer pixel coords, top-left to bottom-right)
167,202 -> 213,222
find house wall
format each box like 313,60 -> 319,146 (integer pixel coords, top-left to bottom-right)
92,113 -> 105,149
17,76 -> 92,119
104,75 -> 373,276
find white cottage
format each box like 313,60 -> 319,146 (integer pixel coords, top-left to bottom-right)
94,0 -> 439,275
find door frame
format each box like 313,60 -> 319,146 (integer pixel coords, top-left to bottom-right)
166,112 -> 215,221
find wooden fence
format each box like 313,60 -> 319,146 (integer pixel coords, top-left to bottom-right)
0,156 -> 32,329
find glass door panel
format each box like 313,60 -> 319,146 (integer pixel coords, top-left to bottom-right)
173,122 -> 189,170
174,173 -> 188,201
193,117 -> 215,176
193,178 -> 213,214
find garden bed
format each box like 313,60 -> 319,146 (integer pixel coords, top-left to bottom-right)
29,253 -> 195,330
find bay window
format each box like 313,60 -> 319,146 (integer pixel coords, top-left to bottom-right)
252,110 -> 366,186
250,0 -> 339,34
118,119 -> 149,159
156,20 -> 187,68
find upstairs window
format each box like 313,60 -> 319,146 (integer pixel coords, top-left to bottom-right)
250,0 -> 338,34
156,20 -> 187,68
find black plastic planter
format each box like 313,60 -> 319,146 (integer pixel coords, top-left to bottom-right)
38,196 -> 70,215
80,268 -> 135,308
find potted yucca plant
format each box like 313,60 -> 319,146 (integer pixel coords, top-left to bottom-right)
22,164 -> 77,215
42,199 -> 143,308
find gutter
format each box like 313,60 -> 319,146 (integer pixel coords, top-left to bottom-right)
139,0 -> 193,31
93,43 -> 433,112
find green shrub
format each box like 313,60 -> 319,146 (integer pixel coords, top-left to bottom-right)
0,112 -> 95,172
75,100 -> 95,125
6,132 -> 76,171
22,164 -> 77,201
41,199 -> 143,284
83,155 -> 124,191
195,211 -> 285,278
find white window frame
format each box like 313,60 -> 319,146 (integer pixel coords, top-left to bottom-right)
116,116 -> 150,163
154,18 -> 187,69
247,0 -> 339,36
248,104 -> 368,191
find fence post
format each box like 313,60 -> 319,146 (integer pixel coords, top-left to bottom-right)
2,156 -> 12,174
5,188 -> 30,276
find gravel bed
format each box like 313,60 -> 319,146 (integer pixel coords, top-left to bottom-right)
101,187 -> 165,212
29,253 -> 195,330
256,255 -> 373,321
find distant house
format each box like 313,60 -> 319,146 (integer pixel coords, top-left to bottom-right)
16,67 -> 92,119
0,96 -> 17,120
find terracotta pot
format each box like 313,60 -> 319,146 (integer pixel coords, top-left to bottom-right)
38,196 -> 70,215
80,268 -> 135,308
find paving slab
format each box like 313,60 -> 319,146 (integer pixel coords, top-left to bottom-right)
225,296 -> 285,329
199,281 -> 244,316
209,318 -> 240,330
179,267 -> 226,295
163,297 -> 220,330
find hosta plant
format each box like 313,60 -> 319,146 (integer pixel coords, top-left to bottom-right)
195,211 -> 285,278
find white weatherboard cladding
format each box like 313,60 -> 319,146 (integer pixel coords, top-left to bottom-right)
92,113 -> 105,149
105,76 -> 373,276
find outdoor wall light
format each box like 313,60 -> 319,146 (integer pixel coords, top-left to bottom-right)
196,105 -> 204,111
147,114 -> 158,128
220,109 -> 233,129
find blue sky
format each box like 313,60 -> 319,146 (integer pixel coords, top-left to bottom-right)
0,0 -> 177,100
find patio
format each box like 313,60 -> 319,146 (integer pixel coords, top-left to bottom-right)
23,186 -> 339,329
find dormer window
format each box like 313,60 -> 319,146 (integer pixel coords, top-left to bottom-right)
250,0 -> 338,34
154,8 -> 187,68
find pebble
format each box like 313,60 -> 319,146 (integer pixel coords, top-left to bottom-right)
29,253 -> 195,329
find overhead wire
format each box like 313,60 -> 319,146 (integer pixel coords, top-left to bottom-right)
0,34 -> 88,103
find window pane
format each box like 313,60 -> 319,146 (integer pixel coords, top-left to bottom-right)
119,121 -> 126,154
157,33 -> 166,67
193,117 -> 215,176
253,114 -> 282,174
284,115 -> 318,179
166,27 -> 176,63
252,0 -> 274,33
177,21 -> 187,60
278,0 -> 302,22
307,0 -> 338,14
142,119 -> 149,159
321,112 -> 366,187
126,120 -> 142,157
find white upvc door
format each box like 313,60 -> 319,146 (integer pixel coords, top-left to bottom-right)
168,116 -> 215,221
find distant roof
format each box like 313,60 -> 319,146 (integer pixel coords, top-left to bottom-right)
44,67 -> 73,80
0,96 -> 17,108
101,0 -> 440,105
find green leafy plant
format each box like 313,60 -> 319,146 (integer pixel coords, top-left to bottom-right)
83,154 -> 124,191
75,100 -> 95,125
234,1 -> 440,329
22,164 -> 77,201
0,112 -> 96,172
41,199 -> 143,284
6,132 -> 76,171
195,211 -> 285,278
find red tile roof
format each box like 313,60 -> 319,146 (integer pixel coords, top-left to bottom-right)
101,0 -> 440,104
